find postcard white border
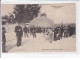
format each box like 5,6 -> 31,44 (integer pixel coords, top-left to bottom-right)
1,1 -> 80,58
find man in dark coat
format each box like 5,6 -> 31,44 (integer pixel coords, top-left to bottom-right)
2,25 -> 6,52
31,25 -> 36,38
54,26 -> 61,40
64,25 -> 68,38
23,25 -> 29,37
15,23 -> 23,47
67,26 -> 71,37
54,27 -> 58,41
60,25 -> 64,39
57,27 -> 61,40
71,25 -> 75,35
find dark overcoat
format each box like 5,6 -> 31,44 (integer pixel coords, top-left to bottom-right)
15,26 -> 23,37
2,27 -> 6,43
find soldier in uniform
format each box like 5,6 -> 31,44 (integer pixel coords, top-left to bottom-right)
15,23 -> 23,47
2,25 -> 6,52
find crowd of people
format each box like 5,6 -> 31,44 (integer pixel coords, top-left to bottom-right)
2,23 -> 76,52
54,25 -> 75,41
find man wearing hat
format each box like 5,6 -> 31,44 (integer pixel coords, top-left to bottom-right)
23,24 -> 29,38
15,23 -> 23,47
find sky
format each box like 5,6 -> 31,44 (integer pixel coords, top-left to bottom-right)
1,3 -> 76,24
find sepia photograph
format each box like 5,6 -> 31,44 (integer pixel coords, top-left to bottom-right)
1,3 -> 76,53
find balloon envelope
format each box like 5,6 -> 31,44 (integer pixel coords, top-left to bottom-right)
29,16 -> 54,28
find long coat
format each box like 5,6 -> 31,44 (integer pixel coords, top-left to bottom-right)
2,27 -> 6,43
23,26 -> 29,33
15,26 -> 23,37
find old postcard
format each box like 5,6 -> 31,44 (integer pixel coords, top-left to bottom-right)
1,3 -> 76,52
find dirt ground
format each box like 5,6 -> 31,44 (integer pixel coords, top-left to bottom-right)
4,24 -> 76,52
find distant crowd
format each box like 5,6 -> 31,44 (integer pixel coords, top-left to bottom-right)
2,23 -> 76,52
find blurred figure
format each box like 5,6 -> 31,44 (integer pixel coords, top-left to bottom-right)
73,25 -> 76,35
15,23 -> 23,47
31,25 -> 36,38
63,25 -> 68,38
60,25 -> 64,39
23,25 -> 29,38
42,27 -> 45,34
68,25 -> 73,37
38,27 -> 41,33
54,30 -> 57,41
2,25 -> 6,52
57,27 -> 61,40
72,25 -> 75,35
67,26 -> 70,37
47,29 -> 53,43
54,27 -> 59,41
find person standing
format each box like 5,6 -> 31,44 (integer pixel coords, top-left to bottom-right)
32,25 -> 36,38
64,25 -> 68,38
2,25 -> 6,52
15,23 -> 23,47
23,25 -> 29,38
47,29 -> 53,43
67,26 -> 71,37
60,25 -> 64,39
54,27 -> 58,41
57,27 -> 61,40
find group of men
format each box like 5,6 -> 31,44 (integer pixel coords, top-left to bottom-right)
2,23 -> 75,52
54,25 -> 75,41
2,23 -> 36,52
